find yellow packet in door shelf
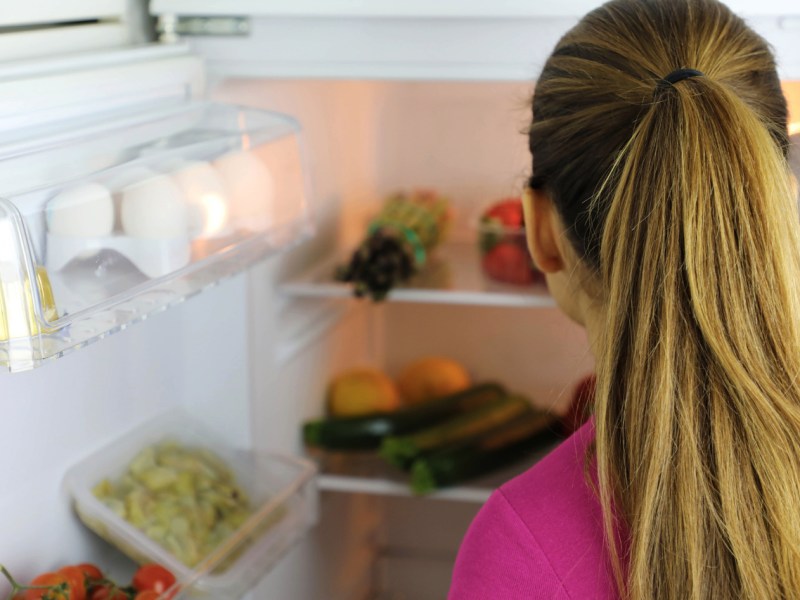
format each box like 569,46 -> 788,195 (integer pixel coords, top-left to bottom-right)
0,266 -> 57,341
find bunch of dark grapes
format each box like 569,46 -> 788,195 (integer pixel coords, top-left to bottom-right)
335,228 -> 416,301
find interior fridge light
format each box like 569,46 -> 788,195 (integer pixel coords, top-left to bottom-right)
172,161 -> 230,238
199,193 -> 229,236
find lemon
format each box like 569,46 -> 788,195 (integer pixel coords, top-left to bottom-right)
327,368 -> 402,417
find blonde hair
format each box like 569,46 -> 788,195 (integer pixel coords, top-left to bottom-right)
529,1 -> 800,598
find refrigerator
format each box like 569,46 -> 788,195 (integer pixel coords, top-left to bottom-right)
0,1 -> 798,599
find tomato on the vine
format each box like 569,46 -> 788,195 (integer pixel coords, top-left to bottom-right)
89,586 -> 127,600
21,572 -> 70,600
56,566 -> 87,600
76,564 -> 103,583
132,565 -> 176,597
133,592 -> 160,600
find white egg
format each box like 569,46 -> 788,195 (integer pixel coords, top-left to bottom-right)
106,166 -> 158,232
46,183 -> 114,237
121,174 -> 188,239
213,151 -> 275,231
171,162 -> 229,238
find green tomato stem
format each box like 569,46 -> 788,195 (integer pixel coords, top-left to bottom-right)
0,564 -> 21,589
0,565 -> 71,600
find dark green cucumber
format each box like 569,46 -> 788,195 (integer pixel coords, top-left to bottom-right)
380,395 -> 533,469
410,411 -> 563,495
302,382 -> 506,450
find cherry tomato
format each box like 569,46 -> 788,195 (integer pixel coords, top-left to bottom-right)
89,586 -> 127,600
131,565 -> 176,596
134,592 -> 160,600
73,564 -> 104,594
22,572 -> 69,600
75,564 -> 103,582
56,566 -> 87,600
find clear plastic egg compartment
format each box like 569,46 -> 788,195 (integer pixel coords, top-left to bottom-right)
0,101 -> 313,372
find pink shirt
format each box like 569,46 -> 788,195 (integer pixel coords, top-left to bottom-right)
448,420 -> 621,599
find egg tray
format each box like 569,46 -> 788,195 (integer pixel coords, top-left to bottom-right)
46,233 -> 191,279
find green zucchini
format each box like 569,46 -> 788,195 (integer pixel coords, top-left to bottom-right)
380,395 -> 533,469
302,382 -> 506,450
410,411 -> 563,495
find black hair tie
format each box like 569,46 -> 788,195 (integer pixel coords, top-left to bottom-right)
658,68 -> 704,88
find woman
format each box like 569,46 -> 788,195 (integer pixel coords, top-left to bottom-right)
449,0 -> 800,598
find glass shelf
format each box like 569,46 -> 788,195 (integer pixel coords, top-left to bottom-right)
311,445 -> 558,504
0,101 -> 313,372
281,242 -> 554,308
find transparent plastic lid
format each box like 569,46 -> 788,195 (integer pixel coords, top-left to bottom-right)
0,101 -> 313,372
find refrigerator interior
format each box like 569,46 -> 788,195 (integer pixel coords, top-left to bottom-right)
0,66 -> 798,600
225,76 -> 800,599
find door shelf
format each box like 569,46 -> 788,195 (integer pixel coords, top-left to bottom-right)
0,101 -> 313,372
281,242 -> 554,308
312,446 -> 557,504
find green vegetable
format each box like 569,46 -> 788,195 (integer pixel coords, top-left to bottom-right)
335,191 -> 450,301
410,411 -> 563,494
380,395 -> 533,469
303,382 -> 507,450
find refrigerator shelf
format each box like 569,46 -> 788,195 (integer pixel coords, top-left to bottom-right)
318,472 -> 494,503
0,101 -> 313,372
312,445 -> 558,504
281,242 -> 554,308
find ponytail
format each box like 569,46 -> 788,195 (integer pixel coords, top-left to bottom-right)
530,1 -> 800,598
599,73 -> 800,600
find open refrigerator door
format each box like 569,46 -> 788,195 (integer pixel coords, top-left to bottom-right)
0,30 -> 320,600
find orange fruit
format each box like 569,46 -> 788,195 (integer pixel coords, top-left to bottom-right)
396,357 -> 471,405
327,368 -> 402,417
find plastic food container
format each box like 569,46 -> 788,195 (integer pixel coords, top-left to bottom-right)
477,198 -> 543,286
64,410 -> 318,600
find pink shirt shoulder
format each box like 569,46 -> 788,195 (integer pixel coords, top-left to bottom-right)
448,420 -> 619,600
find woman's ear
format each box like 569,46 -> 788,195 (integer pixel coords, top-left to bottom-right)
521,187 -> 565,274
